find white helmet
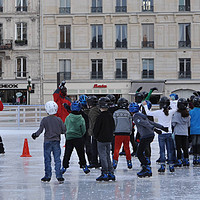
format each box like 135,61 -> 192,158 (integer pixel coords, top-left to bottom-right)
45,101 -> 58,115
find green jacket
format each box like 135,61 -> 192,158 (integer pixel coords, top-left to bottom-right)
64,113 -> 86,140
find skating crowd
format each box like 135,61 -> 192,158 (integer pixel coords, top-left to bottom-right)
29,81 -> 200,183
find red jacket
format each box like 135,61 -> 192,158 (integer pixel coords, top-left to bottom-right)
0,100 -> 3,111
53,88 -> 71,123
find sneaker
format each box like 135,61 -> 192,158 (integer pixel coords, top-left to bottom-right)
127,160 -> 132,169
96,173 -> 109,181
158,164 -> 165,173
108,172 -> 116,181
41,177 -> 51,182
83,165 -> 90,174
57,177 -> 64,183
61,167 -> 66,174
113,160 -> 118,169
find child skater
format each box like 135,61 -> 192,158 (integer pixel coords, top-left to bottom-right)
129,102 -> 168,178
189,96 -> 200,165
172,98 -> 190,167
113,98 -> 133,169
31,101 -> 66,183
94,97 -> 116,181
61,100 -> 90,174
143,96 -> 176,173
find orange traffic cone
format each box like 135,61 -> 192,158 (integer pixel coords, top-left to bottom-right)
20,138 -> 32,157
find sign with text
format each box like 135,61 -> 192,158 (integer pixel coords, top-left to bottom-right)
93,84 -> 107,88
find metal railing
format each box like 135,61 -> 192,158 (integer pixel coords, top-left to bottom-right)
0,105 -> 46,127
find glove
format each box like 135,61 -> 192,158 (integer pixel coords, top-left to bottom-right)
59,80 -> 66,89
32,133 -> 37,140
150,87 -> 158,92
63,103 -> 71,112
162,127 -> 168,132
136,87 -> 142,93
154,128 -> 162,135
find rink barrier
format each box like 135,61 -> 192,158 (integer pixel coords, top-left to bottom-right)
0,105 -> 46,127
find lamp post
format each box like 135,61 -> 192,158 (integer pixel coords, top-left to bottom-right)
27,76 -> 32,105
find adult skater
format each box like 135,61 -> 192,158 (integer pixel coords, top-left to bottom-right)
53,80 -> 71,123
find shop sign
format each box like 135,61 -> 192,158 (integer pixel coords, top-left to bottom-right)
93,84 -> 107,88
0,84 -> 18,88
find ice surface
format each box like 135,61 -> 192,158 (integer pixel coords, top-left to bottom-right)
0,128 -> 199,200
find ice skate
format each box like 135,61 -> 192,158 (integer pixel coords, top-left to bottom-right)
182,158 -> 190,167
41,177 -> 51,182
158,164 -> 165,173
96,173 -> 109,181
83,165 -> 90,174
127,160 -> 132,169
137,165 -> 152,178
61,167 -> 66,174
108,172 -> 116,181
57,177 -> 64,184
175,159 -> 182,167
113,160 -> 118,169
193,156 -> 198,165
169,165 -> 175,172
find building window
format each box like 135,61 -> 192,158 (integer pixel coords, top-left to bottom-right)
0,0 -> 3,12
16,0 -> 27,12
179,0 -> 190,11
179,58 -> 191,79
0,58 -> 2,78
91,0 -> 102,13
116,0 -> 127,12
91,60 -> 103,79
116,25 -> 127,48
58,59 -> 71,83
16,57 -> 27,78
115,59 -> 127,79
179,24 -> 191,48
15,22 -> 27,46
142,24 -> 154,48
142,0 -> 153,11
0,24 -> 2,44
142,59 -> 154,79
60,0 -> 70,14
91,25 -> 103,49
59,25 -> 71,49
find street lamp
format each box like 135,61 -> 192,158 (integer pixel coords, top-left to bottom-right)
27,76 -> 32,105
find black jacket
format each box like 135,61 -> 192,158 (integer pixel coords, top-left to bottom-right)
94,110 -> 115,143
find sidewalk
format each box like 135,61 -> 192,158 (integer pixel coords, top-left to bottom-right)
0,129 -> 199,200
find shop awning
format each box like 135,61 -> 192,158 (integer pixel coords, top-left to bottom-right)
129,81 -> 165,95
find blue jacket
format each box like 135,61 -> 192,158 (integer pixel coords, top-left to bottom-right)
189,107 -> 200,135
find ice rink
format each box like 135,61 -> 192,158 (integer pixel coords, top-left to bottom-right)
0,128 -> 200,200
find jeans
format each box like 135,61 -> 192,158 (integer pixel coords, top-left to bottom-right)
137,136 -> 154,166
97,141 -> 113,174
158,133 -> 176,165
43,141 -> 62,178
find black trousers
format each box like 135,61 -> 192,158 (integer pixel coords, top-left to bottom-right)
175,135 -> 189,159
62,137 -> 87,168
83,133 -> 93,164
137,136 -> 154,166
91,137 -> 99,165
191,135 -> 200,155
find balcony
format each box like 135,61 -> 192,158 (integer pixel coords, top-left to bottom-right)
59,7 -> 71,14
179,5 -> 190,11
59,42 -> 71,49
16,6 -> 27,12
115,40 -> 127,48
57,72 -> 71,84
142,41 -> 154,48
91,7 -> 102,13
142,70 -> 154,79
142,6 -> 154,12
115,6 -> 127,12
0,40 -> 13,50
179,41 -> 191,48
90,71 -> 103,79
15,40 -> 28,46
91,41 -> 103,49
115,71 -> 127,79
179,71 -> 191,79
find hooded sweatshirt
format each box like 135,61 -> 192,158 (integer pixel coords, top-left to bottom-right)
171,111 -> 190,136
64,112 -> 86,140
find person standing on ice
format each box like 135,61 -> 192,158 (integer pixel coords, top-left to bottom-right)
129,102 -> 168,178
31,101 -> 66,183
53,80 -> 71,123
0,99 -> 5,154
